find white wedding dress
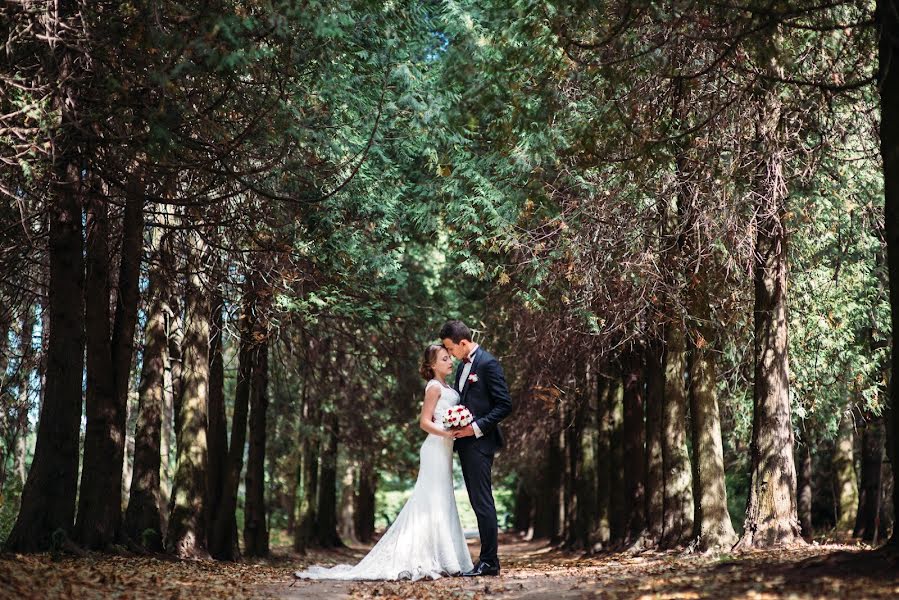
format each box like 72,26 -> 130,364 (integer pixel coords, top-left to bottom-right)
294,379 -> 474,581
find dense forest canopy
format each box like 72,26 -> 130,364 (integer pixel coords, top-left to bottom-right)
1,0 -> 898,565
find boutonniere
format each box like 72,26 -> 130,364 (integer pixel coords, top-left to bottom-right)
468,373 -> 479,383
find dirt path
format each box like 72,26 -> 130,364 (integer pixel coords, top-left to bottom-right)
277,534 -> 899,600
3,534 -> 898,599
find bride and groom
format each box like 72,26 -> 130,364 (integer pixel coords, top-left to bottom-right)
294,320 -> 513,581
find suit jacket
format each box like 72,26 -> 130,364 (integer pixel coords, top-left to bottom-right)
454,347 -> 512,453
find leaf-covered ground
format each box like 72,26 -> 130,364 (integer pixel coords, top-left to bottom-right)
2,534 -> 898,599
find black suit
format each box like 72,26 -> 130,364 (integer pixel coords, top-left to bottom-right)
454,347 -> 512,565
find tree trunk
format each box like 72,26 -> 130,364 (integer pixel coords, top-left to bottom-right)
876,0 -> 899,547
109,175 -> 143,507
168,308 -> 184,456
574,368 -> 599,550
661,323 -> 695,548
621,349 -> 646,543
244,339 -> 270,557
354,460 -> 377,543
688,294 -> 738,550
75,195 -> 117,549
5,157 -> 85,552
294,400 -> 321,553
833,412 -> 859,532
593,374 -> 613,548
562,391 -> 586,548
643,343 -> 664,548
735,111 -> 803,547
513,479 -> 532,535
796,435 -> 813,541
550,405 -> 566,545
76,177 -> 143,549
124,226 -> 168,549
879,453 -> 894,543
854,416 -> 884,542
566,375 -> 591,550
608,374 -> 626,545
205,290 -> 228,540
160,314 -> 176,533
165,235 -> 211,559
531,469 -> 556,540
315,412 -> 343,548
338,461 -> 359,545
209,287 -> 255,560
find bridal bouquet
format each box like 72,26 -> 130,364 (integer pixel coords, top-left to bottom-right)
442,405 -> 473,430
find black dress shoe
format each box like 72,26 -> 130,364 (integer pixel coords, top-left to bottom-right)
462,561 -> 500,577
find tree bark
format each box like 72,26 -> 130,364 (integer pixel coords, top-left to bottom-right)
735,101 -> 803,546
574,368 -> 599,550
563,383 -> 588,549
294,398 -> 321,553
109,174 -> 144,503
165,235 -> 211,559
354,459 -> 377,543
168,308 -> 184,456
512,479 -> 532,535
244,339 -> 270,557
833,412 -> 859,532
643,343 -> 665,548
796,435 -> 813,541
205,289 -> 228,541
531,469 -> 556,539
687,291 -> 738,550
315,412 -> 344,548
208,287 -> 254,560
854,416 -> 885,542
660,322 -> 695,549
74,195 -> 117,549
608,374 -> 626,545
338,461 -> 359,545
879,452 -> 894,543
160,312 -> 176,532
876,0 -> 899,547
5,156 -> 85,551
75,175 -> 143,549
124,226 -> 168,549
621,348 -> 646,543
593,374 -> 613,548
550,404 -> 566,545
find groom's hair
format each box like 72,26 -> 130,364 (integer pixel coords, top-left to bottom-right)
439,320 -> 472,343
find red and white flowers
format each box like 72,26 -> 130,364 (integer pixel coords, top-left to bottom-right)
467,373 -> 479,384
442,405 -> 473,430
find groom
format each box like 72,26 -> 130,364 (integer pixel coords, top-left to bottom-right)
440,320 -> 512,577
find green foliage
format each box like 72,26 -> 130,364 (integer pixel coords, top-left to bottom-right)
0,476 -> 23,544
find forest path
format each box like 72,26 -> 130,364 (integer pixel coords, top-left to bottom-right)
3,534 -> 897,599
274,533 -> 899,600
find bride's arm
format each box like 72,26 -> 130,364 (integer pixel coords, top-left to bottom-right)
420,386 -> 451,437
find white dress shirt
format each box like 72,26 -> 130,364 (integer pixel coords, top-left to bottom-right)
458,345 -> 484,438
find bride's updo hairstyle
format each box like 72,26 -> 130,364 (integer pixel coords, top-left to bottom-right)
419,344 -> 444,381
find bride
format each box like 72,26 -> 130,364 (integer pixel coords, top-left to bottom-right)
294,344 -> 474,581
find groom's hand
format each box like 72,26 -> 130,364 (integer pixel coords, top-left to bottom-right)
453,425 -> 475,439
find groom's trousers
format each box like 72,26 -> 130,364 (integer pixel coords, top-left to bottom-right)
458,445 -> 498,565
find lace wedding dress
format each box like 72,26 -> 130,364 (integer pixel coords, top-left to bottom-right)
294,379 -> 474,581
